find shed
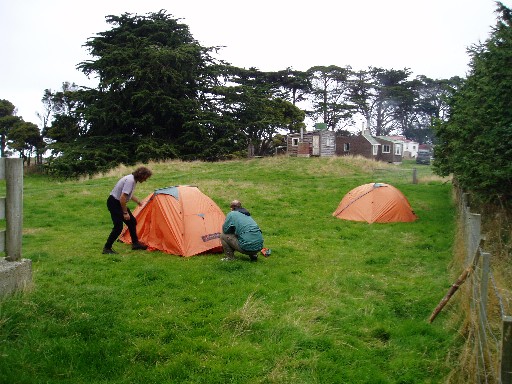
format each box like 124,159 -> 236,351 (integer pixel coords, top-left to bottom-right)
287,129 -> 336,157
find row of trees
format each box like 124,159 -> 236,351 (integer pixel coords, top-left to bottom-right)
2,11 -> 462,177
0,99 -> 44,165
434,2 -> 512,204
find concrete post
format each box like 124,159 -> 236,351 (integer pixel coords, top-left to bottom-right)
0,157 -> 30,298
5,158 -> 23,261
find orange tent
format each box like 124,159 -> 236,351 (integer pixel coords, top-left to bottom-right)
119,185 -> 225,256
332,183 -> 417,224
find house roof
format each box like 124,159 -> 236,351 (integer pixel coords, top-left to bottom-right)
383,135 -> 418,144
287,129 -> 334,137
377,136 -> 403,144
363,132 -> 380,146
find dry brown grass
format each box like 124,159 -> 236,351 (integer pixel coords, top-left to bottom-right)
223,292 -> 272,340
445,190 -> 512,383
444,221 -> 475,383
418,174 -> 453,184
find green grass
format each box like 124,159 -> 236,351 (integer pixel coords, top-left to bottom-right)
0,157 -> 462,383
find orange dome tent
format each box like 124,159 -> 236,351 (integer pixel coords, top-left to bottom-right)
119,185 -> 225,256
332,183 -> 417,224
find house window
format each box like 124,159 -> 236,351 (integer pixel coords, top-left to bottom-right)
344,143 -> 350,152
382,144 -> 390,153
292,138 -> 299,146
326,137 -> 334,147
372,145 -> 378,156
394,144 -> 402,155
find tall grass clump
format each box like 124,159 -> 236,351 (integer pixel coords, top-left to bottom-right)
0,156 -> 463,383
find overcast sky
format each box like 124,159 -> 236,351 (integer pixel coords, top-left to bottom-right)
0,0 -> 507,126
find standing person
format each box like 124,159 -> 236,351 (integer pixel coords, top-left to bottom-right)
103,166 -> 153,254
220,200 -> 264,262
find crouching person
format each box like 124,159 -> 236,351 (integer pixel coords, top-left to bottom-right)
220,200 -> 263,262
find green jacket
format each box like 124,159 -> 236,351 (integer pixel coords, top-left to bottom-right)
222,211 -> 263,252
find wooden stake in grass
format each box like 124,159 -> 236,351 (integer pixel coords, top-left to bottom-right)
429,238 -> 484,323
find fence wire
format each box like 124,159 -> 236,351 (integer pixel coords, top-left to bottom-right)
461,192 -> 511,384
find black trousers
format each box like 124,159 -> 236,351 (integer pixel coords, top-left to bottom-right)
105,195 -> 138,249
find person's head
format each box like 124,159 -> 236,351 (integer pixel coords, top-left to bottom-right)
133,166 -> 152,183
230,200 -> 242,210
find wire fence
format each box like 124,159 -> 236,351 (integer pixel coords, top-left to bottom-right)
372,167 -> 419,184
459,192 -> 512,383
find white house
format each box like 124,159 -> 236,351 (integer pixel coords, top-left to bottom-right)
383,136 -> 419,158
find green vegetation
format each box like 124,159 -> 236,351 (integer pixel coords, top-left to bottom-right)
0,157 -> 461,383
434,3 -> 512,204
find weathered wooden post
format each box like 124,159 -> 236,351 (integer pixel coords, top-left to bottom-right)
501,316 -> 512,384
412,168 -> 418,184
247,143 -> 254,158
0,157 -> 31,297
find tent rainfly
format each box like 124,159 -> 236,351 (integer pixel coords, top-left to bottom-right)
119,185 -> 225,256
332,182 -> 417,224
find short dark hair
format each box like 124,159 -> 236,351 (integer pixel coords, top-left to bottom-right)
230,200 -> 242,209
133,166 -> 152,181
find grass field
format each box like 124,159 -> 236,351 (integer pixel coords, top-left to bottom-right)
0,156 -> 462,383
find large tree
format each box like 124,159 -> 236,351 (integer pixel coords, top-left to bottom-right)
42,11 -> 229,176
307,65 -> 355,131
0,99 -> 20,157
349,67 -> 413,136
219,66 -> 305,156
77,11 -> 206,147
434,2 -> 512,204
266,67 -> 311,106
7,120 -> 44,166
402,76 -> 462,144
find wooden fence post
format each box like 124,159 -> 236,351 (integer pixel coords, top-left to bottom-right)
501,316 -> 512,384
412,168 -> 418,184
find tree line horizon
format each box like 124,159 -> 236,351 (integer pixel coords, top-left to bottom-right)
1,2 -> 511,206
0,10 -> 461,177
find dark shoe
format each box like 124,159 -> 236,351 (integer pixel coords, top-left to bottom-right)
249,254 -> 258,262
132,243 -> 148,250
102,247 -> 118,254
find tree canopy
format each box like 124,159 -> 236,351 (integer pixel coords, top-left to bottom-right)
39,11 -> 305,176
434,2 -> 512,204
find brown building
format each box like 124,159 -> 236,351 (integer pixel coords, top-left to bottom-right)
336,130 -> 403,164
335,131 -> 380,159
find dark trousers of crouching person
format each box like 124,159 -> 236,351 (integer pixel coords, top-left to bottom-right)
220,233 -> 259,261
